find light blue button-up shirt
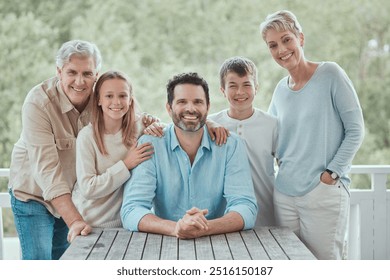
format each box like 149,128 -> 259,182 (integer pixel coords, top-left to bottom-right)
121,124 -> 258,231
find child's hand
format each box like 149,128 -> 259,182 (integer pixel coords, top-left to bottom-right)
123,142 -> 154,170
143,122 -> 166,137
206,119 -> 230,146
141,112 -> 160,127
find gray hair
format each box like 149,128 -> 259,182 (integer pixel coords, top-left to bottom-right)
55,40 -> 102,72
259,10 -> 303,41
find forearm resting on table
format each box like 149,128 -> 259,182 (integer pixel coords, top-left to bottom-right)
50,194 -> 84,226
204,211 -> 244,236
138,213 -> 177,236
138,211 -> 244,239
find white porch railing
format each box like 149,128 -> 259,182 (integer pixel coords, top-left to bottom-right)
1,166 -> 389,260
348,165 -> 390,260
0,168 -> 11,259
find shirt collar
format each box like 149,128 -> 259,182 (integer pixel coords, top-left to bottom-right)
56,80 -> 92,118
56,80 -> 76,114
168,124 -> 211,151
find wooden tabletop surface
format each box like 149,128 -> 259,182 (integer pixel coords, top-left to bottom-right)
60,226 -> 316,260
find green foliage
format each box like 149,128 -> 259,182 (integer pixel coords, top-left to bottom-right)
1,0 -> 389,236
0,9 -> 58,168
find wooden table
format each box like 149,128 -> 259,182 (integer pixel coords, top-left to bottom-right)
60,227 -> 316,260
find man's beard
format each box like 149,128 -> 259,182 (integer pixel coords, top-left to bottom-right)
172,112 -> 206,132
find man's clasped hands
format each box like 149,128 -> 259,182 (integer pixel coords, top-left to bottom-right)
174,207 -> 210,239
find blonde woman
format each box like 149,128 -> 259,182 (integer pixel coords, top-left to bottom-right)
260,10 -> 364,259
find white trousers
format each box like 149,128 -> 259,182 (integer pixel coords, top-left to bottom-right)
274,181 -> 350,260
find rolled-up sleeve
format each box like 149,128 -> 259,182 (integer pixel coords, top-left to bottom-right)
223,137 -> 258,229
120,137 -> 156,231
22,101 -> 72,200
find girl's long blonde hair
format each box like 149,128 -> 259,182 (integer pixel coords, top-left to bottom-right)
92,70 -> 140,155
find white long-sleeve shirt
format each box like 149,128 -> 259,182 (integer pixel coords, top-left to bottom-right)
209,109 -> 278,226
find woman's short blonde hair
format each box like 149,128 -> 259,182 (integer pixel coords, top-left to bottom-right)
259,10 -> 303,41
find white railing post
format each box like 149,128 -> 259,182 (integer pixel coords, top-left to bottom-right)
0,168 -> 11,259
349,165 -> 390,260
0,207 -> 4,259
0,192 -> 11,260
348,203 -> 361,259
371,173 -> 388,259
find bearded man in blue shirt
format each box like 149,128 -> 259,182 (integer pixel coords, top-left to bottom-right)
121,72 -> 257,239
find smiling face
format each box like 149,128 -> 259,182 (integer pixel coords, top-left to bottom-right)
98,78 -> 132,126
57,55 -> 98,112
166,83 -> 209,133
264,28 -> 305,71
221,71 -> 257,119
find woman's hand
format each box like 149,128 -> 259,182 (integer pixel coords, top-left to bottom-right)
320,171 -> 337,185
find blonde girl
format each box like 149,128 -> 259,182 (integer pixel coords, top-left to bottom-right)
73,70 -> 154,228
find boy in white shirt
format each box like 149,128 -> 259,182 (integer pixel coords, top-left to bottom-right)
208,56 -> 278,226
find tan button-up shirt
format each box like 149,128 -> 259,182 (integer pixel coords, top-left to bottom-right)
9,76 -> 91,217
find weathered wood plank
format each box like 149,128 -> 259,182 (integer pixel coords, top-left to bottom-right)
142,233 -> 162,260
240,229 -> 269,259
195,236 -> 214,259
61,229 -> 102,260
178,239 -> 195,260
88,229 -> 117,260
210,234 -> 232,260
160,235 -> 178,260
106,230 -> 132,260
225,231 -> 251,260
270,227 -> 317,260
254,227 -> 288,260
60,227 -> 316,260
123,231 -> 147,260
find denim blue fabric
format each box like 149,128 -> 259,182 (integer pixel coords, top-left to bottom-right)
9,189 -> 69,260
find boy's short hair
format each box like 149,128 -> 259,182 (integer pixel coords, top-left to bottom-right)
219,56 -> 258,88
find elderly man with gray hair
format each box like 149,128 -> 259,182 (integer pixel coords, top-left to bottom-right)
8,40 -> 102,259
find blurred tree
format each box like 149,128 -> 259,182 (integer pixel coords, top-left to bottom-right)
0,0 -> 389,190
0,11 -> 58,168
